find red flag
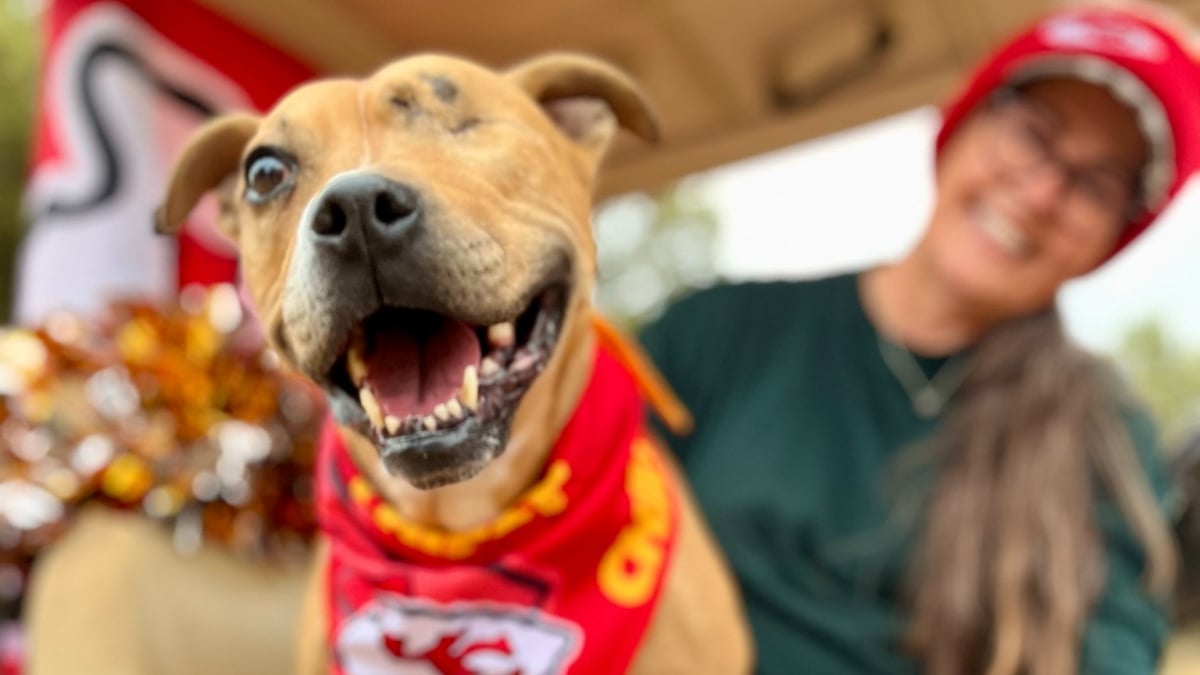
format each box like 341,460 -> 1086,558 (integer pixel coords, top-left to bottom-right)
15,0 -> 314,324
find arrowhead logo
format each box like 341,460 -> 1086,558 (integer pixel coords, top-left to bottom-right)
337,596 -> 582,675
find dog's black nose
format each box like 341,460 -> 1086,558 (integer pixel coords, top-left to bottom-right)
310,173 -> 421,239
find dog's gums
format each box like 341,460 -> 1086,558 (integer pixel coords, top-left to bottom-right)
323,283 -> 568,487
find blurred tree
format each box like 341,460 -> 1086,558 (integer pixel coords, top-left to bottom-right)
1117,319 -> 1200,450
593,178 -> 720,331
0,0 -> 40,322
1126,324 -> 1200,629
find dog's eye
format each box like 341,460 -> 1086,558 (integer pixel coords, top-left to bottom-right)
244,149 -> 295,204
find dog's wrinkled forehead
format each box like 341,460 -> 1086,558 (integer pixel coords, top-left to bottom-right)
363,56 -> 531,125
251,56 -> 568,166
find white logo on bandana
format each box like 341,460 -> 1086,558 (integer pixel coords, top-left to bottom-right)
336,596 -> 582,675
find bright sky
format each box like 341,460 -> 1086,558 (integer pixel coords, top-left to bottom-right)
694,106 -> 1200,356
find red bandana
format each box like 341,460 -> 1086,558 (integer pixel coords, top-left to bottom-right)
316,343 -> 680,675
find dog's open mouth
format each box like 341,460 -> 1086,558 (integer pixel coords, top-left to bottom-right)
323,284 -> 568,488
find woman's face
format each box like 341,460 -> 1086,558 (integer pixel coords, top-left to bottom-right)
923,78 -> 1148,319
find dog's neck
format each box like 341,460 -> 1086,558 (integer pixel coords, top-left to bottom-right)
345,320 -> 597,532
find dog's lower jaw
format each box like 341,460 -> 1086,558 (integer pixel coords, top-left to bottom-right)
386,456 -> 492,491
378,417 -> 512,490
328,389 -> 511,490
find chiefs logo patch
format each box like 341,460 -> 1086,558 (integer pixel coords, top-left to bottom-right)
336,596 -> 583,675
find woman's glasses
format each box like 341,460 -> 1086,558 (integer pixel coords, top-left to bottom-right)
983,88 -> 1143,232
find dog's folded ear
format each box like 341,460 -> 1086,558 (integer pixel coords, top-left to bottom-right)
506,53 -> 659,160
155,113 -> 261,237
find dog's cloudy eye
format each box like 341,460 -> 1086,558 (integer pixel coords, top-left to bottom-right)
244,149 -> 295,204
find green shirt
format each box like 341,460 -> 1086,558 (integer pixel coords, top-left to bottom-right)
639,273 -> 1171,675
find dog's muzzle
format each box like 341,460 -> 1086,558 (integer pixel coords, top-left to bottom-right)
283,172 -> 571,489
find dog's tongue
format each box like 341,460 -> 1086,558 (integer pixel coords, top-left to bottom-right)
364,318 -> 480,418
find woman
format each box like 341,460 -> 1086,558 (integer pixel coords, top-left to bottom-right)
639,5 -> 1200,675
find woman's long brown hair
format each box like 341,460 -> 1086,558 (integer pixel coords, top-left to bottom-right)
904,308 -> 1177,675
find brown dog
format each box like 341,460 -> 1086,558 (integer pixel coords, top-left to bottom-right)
152,53 -> 751,674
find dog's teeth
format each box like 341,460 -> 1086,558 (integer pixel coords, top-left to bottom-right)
423,415 -> 438,431
360,388 -> 384,429
347,328 -> 369,386
347,346 -> 368,387
487,322 -> 515,349
446,399 -> 464,419
461,365 -> 478,411
385,415 -> 401,435
480,356 -> 501,377
434,404 -> 450,422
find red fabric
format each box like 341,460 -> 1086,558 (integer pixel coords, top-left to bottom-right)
37,0 -> 314,289
317,345 -> 680,675
37,0 -> 312,127
935,6 -> 1200,257
19,0 -> 314,324
176,229 -> 241,289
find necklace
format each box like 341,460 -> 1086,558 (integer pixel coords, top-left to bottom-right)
875,334 -> 969,419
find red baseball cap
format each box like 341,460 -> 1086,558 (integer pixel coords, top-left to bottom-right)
935,5 -> 1200,257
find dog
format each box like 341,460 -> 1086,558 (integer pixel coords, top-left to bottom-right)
151,52 -> 752,674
